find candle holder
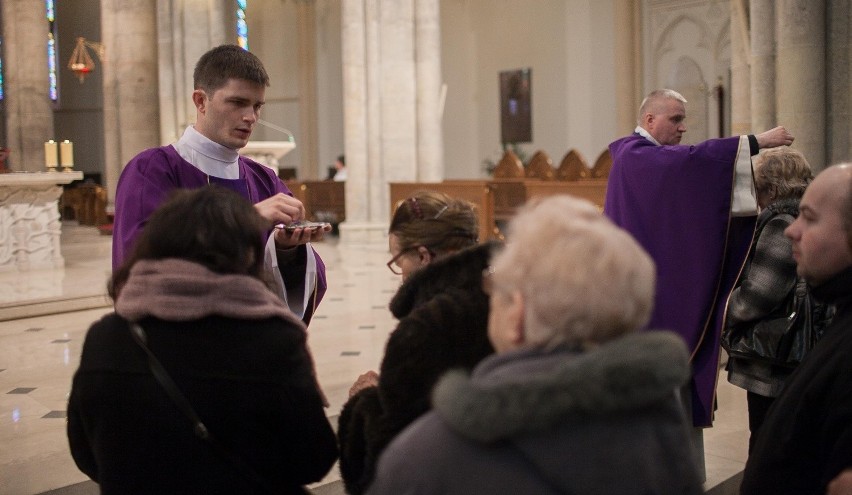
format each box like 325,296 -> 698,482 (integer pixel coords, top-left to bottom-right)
60,140 -> 75,172
44,140 -> 59,172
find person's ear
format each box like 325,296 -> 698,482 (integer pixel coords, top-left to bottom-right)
506,290 -> 526,347
416,245 -> 433,266
192,90 -> 207,113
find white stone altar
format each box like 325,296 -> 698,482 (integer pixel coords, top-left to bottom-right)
0,171 -> 83,272
239,141 -> 296,172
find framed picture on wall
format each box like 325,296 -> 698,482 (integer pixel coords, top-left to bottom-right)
499,68 -> 532,143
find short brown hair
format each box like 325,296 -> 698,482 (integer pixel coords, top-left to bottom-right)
389,190 -> 478,256
193,45 -> 270,94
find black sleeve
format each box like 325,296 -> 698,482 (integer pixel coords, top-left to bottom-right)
748,135 -> 759,156
67,388 -> 98,481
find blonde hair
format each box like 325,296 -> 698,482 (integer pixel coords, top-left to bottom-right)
491,195 -> 655,348
638,89 -> 687,124
754,148 -> 813,202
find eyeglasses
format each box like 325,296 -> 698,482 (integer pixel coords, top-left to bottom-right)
386,247 -> 418,275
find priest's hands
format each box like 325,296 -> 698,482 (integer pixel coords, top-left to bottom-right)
755,126 -> 795,149
254,193 -> 332,247
255,192 -> 306,225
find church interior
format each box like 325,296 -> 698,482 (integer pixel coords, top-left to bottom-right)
0,0 -> 849,493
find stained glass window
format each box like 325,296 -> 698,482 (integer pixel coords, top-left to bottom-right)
237,0 -> 248,50
46,0 -> 58,101
0,37 -> 5,101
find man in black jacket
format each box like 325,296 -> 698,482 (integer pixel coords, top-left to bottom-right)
741,163 -> 852,495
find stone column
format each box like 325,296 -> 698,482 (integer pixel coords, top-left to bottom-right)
415,0 -> 443,182
101,0 -> 160,203
157,0 -> 230,145
826,0 -> 849,165
729,0 -> 751,136
749,0 -> 775,132
341,0 -> 381,242
1,0 -> 53,171
340,0 -> 440,244
776,0 -> 826,170
297,0 -> 319,179
613,0 -> 642,135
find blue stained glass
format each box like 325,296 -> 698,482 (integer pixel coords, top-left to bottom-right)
237,1 -> 248,50
46,0 -> 58,101
0,38 -> 4,100
47,33 -> 57,101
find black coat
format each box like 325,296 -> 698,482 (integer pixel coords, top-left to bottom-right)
67,313 -> 338,495
741,266 -> 852,494
337,242 -> 496,494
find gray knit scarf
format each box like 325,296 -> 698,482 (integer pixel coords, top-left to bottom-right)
114,258 -> 305,330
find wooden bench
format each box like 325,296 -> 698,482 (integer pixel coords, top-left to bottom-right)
286,180 -> 345,224
523,179 -> 608,209
60,184 -> 109,225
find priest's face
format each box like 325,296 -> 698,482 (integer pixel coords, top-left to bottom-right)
647,98 -> 686,145
784,165 -> 852,286
192,78 -> 266,150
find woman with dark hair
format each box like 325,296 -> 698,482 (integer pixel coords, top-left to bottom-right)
67,186 -> 337,494
723,147 -> 821,453
337,190 -> 496,494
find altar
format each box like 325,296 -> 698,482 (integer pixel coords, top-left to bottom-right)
0,171 -> 83,272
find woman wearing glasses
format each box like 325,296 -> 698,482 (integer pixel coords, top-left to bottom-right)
338,190 -> 497,495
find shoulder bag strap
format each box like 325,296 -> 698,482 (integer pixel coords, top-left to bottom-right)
128,322 -> 286,494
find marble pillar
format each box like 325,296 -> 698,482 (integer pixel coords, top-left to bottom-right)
340,0 -> 443,244
1,0 -> 54,172
776,0 -> 826,170
415,0 -> 443,182
749,0 -> 775,133
297,0 -> 320,180
157,0 -> 231,145
101,0 -> 160,203
613,0 -> 642,135
826,0 -> 849,165
729,0 -> 751,136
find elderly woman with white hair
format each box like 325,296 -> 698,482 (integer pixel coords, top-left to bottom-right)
366,195 -> 703,495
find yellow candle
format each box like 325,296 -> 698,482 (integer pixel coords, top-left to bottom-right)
44,140 -> 58,168
60,140 -> 74,167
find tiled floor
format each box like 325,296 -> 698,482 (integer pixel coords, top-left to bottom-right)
0,223 -> 749,494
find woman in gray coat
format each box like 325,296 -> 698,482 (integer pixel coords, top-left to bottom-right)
367,195 -> 703,495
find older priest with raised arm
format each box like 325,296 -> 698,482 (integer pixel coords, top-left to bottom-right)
603,88 -> 794,478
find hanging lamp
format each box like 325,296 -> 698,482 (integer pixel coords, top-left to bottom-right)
68,37 -> 104,83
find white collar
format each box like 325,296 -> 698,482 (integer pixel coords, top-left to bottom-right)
173,126 -> 241,179
634,126 -> 661,146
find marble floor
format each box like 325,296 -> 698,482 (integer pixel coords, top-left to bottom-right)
0,223 -> 749,494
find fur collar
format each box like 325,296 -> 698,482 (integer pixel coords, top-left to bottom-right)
389,242 -> 497,319
764,197 -> 799,218
432,331 -> 690,443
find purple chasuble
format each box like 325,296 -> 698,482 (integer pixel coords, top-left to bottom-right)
604,134 -> 755,427
112,145 -> 327,323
